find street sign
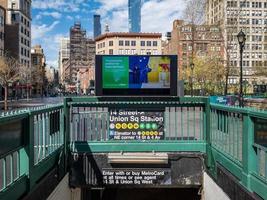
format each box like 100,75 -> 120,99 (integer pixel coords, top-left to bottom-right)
109,109 -> 164,140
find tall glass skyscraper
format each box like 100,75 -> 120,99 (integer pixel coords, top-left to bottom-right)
128,0 -> 141,32
94,15 -> 101,38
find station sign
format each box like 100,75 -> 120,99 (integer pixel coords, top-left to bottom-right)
109,109 -> 164,140
102,168 -> 171,185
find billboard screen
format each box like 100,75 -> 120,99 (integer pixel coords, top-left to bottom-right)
96,55 -> 177,96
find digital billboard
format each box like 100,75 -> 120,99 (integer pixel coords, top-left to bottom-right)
96,55 -> 177,96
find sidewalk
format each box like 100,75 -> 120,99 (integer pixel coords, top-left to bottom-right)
0,98 -> 32,103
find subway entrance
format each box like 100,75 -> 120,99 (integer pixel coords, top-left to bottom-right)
70,152 -> 204,200
82,187 -> 201,200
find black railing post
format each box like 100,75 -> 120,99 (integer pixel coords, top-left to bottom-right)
63,98 -> 71,172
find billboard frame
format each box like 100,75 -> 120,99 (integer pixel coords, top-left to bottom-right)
95,55 -> 178,96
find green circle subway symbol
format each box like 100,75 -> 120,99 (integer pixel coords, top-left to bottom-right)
152,123 -> 157,129
140,123 -> 145,129
146,123 -> 151,129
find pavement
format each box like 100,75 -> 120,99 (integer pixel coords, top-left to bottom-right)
0,97 -> 64,110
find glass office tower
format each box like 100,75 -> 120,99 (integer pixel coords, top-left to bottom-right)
128,0 -> 141,32
94,15 -> 101,38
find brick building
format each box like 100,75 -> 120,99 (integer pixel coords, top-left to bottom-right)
163,20 -> 224,80
31,45 -> 46,97
62,22 -> 95,93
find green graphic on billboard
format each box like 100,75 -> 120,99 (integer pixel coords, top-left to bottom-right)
103,57 -> 129,88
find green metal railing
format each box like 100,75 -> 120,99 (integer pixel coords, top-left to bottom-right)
209,103 -> 267,199
0,105 -> 66,200
67,97 -> 207,153
33,107 -> 64,165
0,97 -> 267,200
210,105 -> 243,163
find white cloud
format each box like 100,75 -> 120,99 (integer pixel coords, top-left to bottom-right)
42,11 -> 62,19
75,15 -> 81,20
103,9 -> 128,32
32,0 -> 85,12
66,15 -> 74,20
94,0 -> 127,17
97,0 -> 185,34
35,11 -> 62,20
141,0 -> 185,33
32,21 -> 60,40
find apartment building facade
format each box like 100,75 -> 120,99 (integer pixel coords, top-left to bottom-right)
162,20 -> 224,80
0,0 -> 31,67
62,22 -> 95,93
95,32 -> 162,55
31,45 -> 45,97
58,37 -> 70,84
206,0 -> 267,87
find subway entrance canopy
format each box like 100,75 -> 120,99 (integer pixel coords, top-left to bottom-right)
0,96 -> 267,200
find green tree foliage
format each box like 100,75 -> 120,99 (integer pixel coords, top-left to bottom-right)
184,54 -> 226,95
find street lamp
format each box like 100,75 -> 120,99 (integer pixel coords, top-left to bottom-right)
237,30 -> 246,107
190,62 -> 195,96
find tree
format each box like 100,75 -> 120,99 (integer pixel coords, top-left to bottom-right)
184,53 -> 226,95
182,0 -> 206,90
0,55 -> 22,110
31,64 -> 45,97
182,0 -> 206,61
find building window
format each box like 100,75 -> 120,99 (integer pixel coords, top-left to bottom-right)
11,2 -> 16,9
147,41 -> 151,46
153,41 -> 157,46
131,41 -> 136,46
109,41 -> 113,46
152,50 -> 158,55
140,41 -> 145,46
21,47 -> 23,55
12,13 -> 16,21
131,49 -> 136,55
0,32 -> 4,40
119,40 -> 124,46
125,41 -> 130,46
118,49 -> 123,54
109,49 -> 113,55
146,49 -> 151,55
0,16 -> 4,26
141,49 -> 145,54
32,57 -> 37,65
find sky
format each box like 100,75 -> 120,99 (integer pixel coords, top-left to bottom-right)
32,0 -> 186,68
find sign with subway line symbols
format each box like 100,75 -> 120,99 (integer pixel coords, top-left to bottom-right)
109,110 -> 164,140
